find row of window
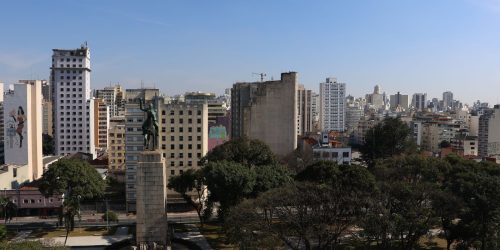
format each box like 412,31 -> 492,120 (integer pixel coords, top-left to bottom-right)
60,58 -> 83,62
164,135 -> 201,142
58,82 -> 83,86
60,88 -> 83,92
60,146 -> 90,151
59,99 -> 84,104
167,152 -> 202,159
57,64 -> 84,68
60,76 -> 83,80
163,118 -> 202,124
161,110 -> 202,116
162,144 -> 202,150
60,94 -> 83,98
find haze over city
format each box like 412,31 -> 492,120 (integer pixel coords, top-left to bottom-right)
1,0 -> 500,105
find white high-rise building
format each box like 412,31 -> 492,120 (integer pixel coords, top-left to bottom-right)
319,77 -> 346,132
51,45 -> 95,157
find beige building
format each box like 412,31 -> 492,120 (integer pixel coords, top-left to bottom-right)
297,85 -> 312,136
4,80 -> 43,180
42,100 -> 53,136
95,84 -> 125,117
158,100 -> 208,200
231,72 -> 298,156
108,116 -> 126,173
91,98 -> 109,151
0,164 -> 30,189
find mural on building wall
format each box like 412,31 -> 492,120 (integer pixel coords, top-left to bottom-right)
6,106 -> 26,148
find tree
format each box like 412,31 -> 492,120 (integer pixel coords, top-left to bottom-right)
203,161 -> 256,220
440,158 -> 500,250
102,211 -> 118,223
168,169 -> 209,227
227,162 -> 375,250
366,155 -> 443,250
0,224 -> 6,241
201,137 -> 277,167
42,134 -> 54,155
360,117 -> 416,168
251,164 -> 292,197
0,197 -> 17,223
39,158 -> 105,245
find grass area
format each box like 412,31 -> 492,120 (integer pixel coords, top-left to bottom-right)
197,222 -> 236,250
28,226 -> 118,239
418,235 -> 448,250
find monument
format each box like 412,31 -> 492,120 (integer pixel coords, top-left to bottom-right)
136,98 -> 168,248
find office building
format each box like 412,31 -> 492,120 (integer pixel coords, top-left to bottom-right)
443,91 -> 454,111
478,105 -> 500,157
389,92 -> 409,111
4,80 -> 43,180
158,99 -> 208,204
365,85 -> 384,110
95,84 -> 125,117
319,77 -> 346,132
297,85 -> 312,136
91,98 -> 109,151
108,116 -> 125,179
412,93 -> 427,111
51,45 -> 95,157
42,100 -> 53,136
231,72 -> 298,156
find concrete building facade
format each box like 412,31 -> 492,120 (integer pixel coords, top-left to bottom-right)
231,72 -> 298,156
51,45 -> 95,157
319,77 -> 346,132
4,80 -> 43,180
108,116 -> 126,173
478,105 -> 500,157
412,93 -> 427,111
297,85 -> 312,136
390,92 -> 409,111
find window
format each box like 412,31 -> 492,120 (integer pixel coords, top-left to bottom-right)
170,170 -> 175,175
342,152 -> 349,157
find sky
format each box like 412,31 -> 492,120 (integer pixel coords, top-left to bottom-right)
1,0 -> 500,105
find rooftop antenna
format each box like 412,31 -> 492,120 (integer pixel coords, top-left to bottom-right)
252,72 -> 266,82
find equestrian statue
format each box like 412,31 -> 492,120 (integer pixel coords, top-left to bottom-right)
139,98 -> 159,150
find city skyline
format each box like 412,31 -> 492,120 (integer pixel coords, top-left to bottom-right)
1,1 -> 500,104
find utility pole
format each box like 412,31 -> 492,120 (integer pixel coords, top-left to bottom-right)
252,72 -> 266,82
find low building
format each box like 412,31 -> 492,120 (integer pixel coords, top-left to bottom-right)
312,147 -> 352,165
3,182 -> 63,216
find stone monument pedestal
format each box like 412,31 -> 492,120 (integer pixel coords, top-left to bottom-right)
136,150 -> 168,247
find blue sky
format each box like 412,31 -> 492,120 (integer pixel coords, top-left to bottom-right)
1,0 -> 500,104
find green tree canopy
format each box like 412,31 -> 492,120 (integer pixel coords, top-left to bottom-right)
203,161 -> 256,219
201,137 -> 277,167
39,158 -> 105,236
360,117 -> 416,168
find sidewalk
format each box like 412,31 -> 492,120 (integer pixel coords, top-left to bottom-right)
174,224 -> 213,250
49,226 -> 131,247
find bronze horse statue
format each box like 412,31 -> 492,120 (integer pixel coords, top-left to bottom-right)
139,98 -> 159,150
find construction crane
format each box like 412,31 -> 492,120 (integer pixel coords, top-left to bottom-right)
252,72 -> 267,82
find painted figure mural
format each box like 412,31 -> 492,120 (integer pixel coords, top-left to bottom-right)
7,106 -> 26,148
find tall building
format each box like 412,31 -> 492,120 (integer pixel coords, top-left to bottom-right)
184,92 -> 227,125
0,83 -> 4,164
319,77 -> 346,132
365,85 -> 384,110
95,84 -> 125,117
91,98 -> 109,152
411,93 -> 427,111
231,72 -> 297,156
478,105 -> 500,157
158,99 -> 208,205
389,92 -> 409,111
124,88 -> 160,212
297,85 -> 312,136
42,100 -> 53,136
41,80 -> 51,101
4,80 -> 43,180
108,116 -> 125,180
442,91 -> 454,111
311,92 -> 320,131
51,45 -> 95,157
